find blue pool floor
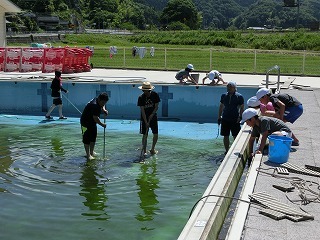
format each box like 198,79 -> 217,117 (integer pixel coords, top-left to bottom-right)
0,114 -> 226,240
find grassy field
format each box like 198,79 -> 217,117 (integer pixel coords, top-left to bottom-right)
60,32 -> 320,76
8,31 -> 320,76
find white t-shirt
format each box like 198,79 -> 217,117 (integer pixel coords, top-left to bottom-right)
208,70 -> 221,81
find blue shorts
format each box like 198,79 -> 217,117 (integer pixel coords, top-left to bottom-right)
284,104 -> 303,123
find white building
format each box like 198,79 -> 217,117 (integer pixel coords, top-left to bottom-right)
0,0 -> 21,47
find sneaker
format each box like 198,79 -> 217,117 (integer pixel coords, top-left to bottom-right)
87,155 -> 95,160
59,116 -> 67,120
45,115 -> 53,120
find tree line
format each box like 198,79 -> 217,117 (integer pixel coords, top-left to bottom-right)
8,0 -> 320,31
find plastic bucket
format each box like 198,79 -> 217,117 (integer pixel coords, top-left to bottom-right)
268,135 -> 293,164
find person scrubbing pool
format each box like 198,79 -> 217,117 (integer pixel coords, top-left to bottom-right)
45,70 -> 68,120
137,82 -> 160,160
80,93 -> 109,160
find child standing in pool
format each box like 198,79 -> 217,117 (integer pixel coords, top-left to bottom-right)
45,71 -> 68,120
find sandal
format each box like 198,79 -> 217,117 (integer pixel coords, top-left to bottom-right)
292,141 -> 300,146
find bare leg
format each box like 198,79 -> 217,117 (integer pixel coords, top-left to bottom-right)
150,134 -> 158,154
291,132 -> 299,143
58,104 -> 63,117
89,142 -> 96,157
46,104 -> 56,117
223,136 -> 229,153
84,142 -> 96,160
84,144 -> 90,158
142,134 -> 148,154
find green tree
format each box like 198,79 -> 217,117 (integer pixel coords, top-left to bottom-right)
114,0 -> 146,29
160,0 -> 199,30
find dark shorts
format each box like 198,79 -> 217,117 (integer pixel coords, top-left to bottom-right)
82,125 -> 97,144
284,104 -> 303,123
220,119 -> 240,137
53,98 -> 62,105
140,116 -> 158,135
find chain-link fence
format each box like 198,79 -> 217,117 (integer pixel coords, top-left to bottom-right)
92,47 -> 320,76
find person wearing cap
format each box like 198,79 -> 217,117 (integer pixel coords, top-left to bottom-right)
137,82 -> 161,157
202,70 -> 227,85
218,81 -> 244,154
247,96 -> 260,109
175,64 -> 198,85
80,93 -> 109,160
45,70 -> 68,120
241,108 -> 292,157
256,87 -> 303,145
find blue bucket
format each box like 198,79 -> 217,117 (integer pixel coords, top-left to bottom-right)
268,135 -> 293,164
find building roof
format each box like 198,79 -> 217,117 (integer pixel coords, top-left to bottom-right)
0,0 -> 21,13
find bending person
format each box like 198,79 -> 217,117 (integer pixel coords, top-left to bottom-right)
256,88 -> 303,146
80,93 -> 109,160
175,64 -> 198,85
241,108 -> 292,157
202,70 -> 227,85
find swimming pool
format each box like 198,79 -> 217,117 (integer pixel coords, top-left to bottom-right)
0,115 -> 224,240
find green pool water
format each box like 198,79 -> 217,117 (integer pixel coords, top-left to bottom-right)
0,115 -> 224,240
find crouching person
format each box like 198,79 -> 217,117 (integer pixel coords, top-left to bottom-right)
241,108 -> 292,158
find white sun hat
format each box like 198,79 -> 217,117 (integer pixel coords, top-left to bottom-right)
241,108 -> 258,124
247,96 -> 260,107
208,72 -> 216,80
256,88 -> 271,100
187,64 -> 194,70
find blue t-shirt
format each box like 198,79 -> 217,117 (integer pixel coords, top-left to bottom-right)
220,92 -> 244,122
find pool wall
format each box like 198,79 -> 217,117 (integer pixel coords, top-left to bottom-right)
0,80 -> 257,122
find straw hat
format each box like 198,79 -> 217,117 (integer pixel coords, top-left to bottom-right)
138,81 -> 155,90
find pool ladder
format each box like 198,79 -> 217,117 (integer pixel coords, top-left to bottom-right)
265,65 -> 281,93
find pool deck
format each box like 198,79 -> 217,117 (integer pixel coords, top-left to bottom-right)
1,68 -> 320,89
1,68 -> 320,239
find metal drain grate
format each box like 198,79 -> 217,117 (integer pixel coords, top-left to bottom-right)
249,192 -> 314,221
259,208 -> 286,220
276,167 -> 289,175
280,162 -> 320,177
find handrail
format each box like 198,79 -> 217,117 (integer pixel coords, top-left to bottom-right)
266,65 -> 280,93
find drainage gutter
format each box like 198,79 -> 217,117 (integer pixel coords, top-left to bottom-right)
178,124 -> 252,240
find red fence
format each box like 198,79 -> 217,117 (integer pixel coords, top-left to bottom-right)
0,47 -> 92,74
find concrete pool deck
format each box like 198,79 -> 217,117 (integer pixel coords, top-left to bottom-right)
1,68 -> 320,239
1,68 -> 320,89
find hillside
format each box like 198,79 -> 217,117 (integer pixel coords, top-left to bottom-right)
8,0 -> 320,31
